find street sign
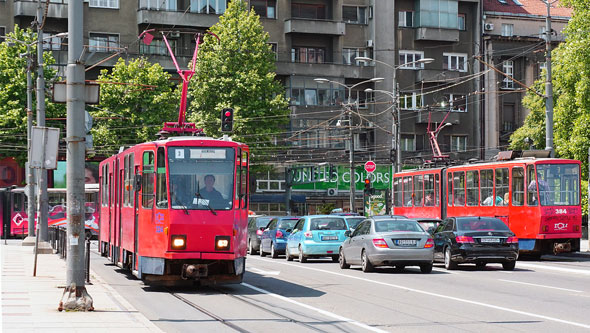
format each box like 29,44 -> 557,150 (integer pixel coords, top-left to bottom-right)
30,126 -> 60,169
364,161 -> 376,173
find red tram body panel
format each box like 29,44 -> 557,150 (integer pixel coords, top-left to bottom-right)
392,158 -> 582,254
99,136 -> 249,285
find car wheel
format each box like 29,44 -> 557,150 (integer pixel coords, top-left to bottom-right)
339,248 -> 350,269
502,261 -> 516,271
361,250 -> 374,273
475,262 -> 487,270
393,265 -> 405,273
271,243 -> 278,259
259,244 -> 266,257
285,246 -> 293,261
248,240 -> 257,255
298,246 -> 307,263
420,263 -> 433,274
444,247 -> 458,270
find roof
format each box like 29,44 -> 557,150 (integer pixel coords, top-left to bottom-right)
483,0 -> 572,18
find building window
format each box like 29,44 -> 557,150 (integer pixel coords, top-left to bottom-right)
416,0 -> 458,29
140,39 -> 176,56
140,0 -> 176,11
89,33 -> 119,52
398,11 -> 413,27
291,3 -> 325,19
502,60 -> 514,89
399,93 -> 423,110
268,42 -> 278,60
42,32 -> 63,50
399,50 -> 425,69
0,27 -> 5,40
251,0 -> 276,19
342,47 -> 370,66
190,0 -> 227,14
90,0 -> 119,9
443,53 -> 467,72
444,94 -> 467,112
539,61 -> 546,78
457,14 -> 465,30
451,135 -> 467,152
287,76 -> 345,107
401,135 -> 416,151
291,47 -> 325,64
343,6 -> 367,24
502,23 -> 514,37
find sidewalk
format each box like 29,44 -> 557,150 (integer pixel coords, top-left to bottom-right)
1,240 -> 162,332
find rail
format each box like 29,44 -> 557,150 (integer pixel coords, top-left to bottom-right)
49,226 -> 91,283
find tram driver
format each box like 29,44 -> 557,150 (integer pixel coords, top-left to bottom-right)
199,174 -> 225,208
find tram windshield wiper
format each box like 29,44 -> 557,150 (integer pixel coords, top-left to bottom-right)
195,180 -> 217,216
173,195 -> 189,215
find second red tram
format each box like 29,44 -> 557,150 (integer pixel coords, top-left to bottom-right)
99,136 -> 249,285
392,157 -> 582,254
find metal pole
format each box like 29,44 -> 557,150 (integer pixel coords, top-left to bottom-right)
26,44 -> 36,241
395,74 -> 401,172
59,0 -> 93,311
36,0 -> 49,244
587,147 -> 589,251
284,168 -> 292,215
348,87 -> 355,213
544,0 -> 554,157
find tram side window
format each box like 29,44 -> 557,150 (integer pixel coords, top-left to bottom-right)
466,170 -> 479,206
495,168 -> 509,206
142,151 -> 155,208
480,169 -> 494,206
512,167 -> 524,206
130,153 -> 135,206
527,165 -> 538,206
12,192 -> 24,212
414,175 -> 423,207
447,173 -> 453,206
403,176 -> 413,207
453,171 -> 465,206
424,174 -> 435,206
394,178 -> 403,207
241,151 -> 248,208
155,147 -> 168,209
435,174 -> 440,206
101,164 -> 109,207
124,155 -> 129,206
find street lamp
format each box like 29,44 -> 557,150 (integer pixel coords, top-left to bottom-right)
355,56 -> 433,173
313,77 -> 384,213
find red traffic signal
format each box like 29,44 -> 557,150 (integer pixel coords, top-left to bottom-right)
364,178 -> 371,191
221,108 -> 233,132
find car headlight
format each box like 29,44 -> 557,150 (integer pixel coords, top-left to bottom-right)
171,235 -> 187,250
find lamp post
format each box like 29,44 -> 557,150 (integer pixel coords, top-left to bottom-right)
314,77 -> 384,213
355,57 -> 433,173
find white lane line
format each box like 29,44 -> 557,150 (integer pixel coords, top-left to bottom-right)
498,279 -> 583,293
242,283 -> 388,333
517,263 -> 590,276
248,256 -> 590,329
248,267 -> 281,276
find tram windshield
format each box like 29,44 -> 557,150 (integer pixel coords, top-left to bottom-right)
168,147 -> 235,210
533,164 -> 580,206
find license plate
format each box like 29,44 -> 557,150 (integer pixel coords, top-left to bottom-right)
322,236 -> 338,241
395,239 -> 417,246
480,238 -> 500,243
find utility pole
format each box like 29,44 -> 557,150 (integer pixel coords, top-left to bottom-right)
348,100 -> 356,213
23,44 -> 37,246
35,0 -> 51,252
58,0 -> 93,311
544,0 -> 556,157
284,168 -> 292,215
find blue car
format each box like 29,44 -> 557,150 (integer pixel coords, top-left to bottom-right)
259,216 -> 299,258
286,215 -> 349,263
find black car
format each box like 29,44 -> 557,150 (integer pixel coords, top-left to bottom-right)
433,217 -> 519,270
247,215 -> 275,255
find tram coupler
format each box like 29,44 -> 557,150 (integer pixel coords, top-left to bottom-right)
553,241 -> 572,254
182,264 -> 208,279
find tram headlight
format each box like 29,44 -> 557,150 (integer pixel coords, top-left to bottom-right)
215,236 -> 231,251
171,235 -> 187,250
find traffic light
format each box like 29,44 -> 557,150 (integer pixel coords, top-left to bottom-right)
221,108 -> 234,132
364,178 -> 371,193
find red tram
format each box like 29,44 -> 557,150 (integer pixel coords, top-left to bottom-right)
392,156 -> 582,255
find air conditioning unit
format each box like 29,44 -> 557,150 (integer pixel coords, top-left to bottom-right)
366,39 -> 374,48
484,23 -> 494,31
327,188 -> 338,196
170,31 -> 180,38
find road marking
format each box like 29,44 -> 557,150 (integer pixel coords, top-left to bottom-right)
517,263 -> 590,276
249,257 -> 590,329
242,282 -> 388,333
498,279 -> 583,293
248,267 -> 280,276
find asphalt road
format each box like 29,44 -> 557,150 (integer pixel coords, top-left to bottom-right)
89,244 -> 590,332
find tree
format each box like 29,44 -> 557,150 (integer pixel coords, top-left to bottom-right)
0,26 -> 62,164
187,0 -> 290,166
92,58 -> 179,156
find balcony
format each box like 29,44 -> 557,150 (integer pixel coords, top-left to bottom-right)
415,110 -> 460,124
284,18 -> 345,35
137,9 -> 219,28
415,69 -> 461,83
14,0 -> 68,19
276,61 -> 374,79
415,27 -> 459,42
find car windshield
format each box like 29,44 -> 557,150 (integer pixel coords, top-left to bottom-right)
375,220 -> 424,232
310,218 -> 347,231
345,217 -> 365,229
278,219 -> 298,229
417,220 -> 439,231
457,219 -> 509,231
535,164 -> 580,206
256,217 -> 273,228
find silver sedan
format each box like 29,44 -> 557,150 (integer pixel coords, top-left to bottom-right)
339,217 -> 434,273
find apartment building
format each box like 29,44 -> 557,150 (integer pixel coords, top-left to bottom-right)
482,0 -> 571,158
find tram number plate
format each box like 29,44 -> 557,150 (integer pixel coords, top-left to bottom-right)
395,239 -> 417,246
480,238 -> 500,243
322,236 -> 338,241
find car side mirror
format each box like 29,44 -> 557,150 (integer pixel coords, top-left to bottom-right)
344,230 -> 351,237
286,229 -> 292,233
259,227 -> 265,231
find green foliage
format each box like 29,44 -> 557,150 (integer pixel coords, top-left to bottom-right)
511,0 -> 590,182
582,180 -> 588,219
93,58 -> 179,156
187,0 -> 289,169
318,203 -> 336,215
0,26 -> 63,165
